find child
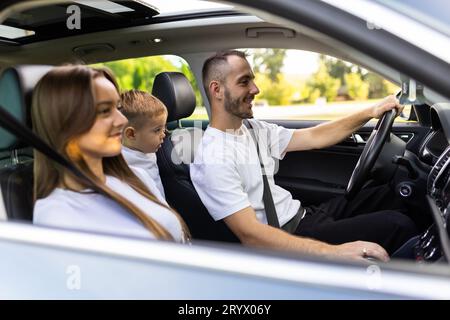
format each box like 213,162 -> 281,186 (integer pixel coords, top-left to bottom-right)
120,90 -> 167,198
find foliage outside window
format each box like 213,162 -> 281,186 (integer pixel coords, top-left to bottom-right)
245,49 -> 407,121
92,55 -> 207,120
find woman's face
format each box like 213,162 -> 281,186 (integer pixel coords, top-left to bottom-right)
75,76 -> 128,161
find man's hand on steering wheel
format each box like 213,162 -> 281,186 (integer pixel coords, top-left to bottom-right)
346,95 -> 405,200
369,95 -> 404,119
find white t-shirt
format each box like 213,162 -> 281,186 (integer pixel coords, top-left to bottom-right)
122,146 -> 165,198
191,119 -> 300,226
33,167 -> 183,242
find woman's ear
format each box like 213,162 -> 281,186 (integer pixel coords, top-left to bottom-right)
124,126 -> 136,140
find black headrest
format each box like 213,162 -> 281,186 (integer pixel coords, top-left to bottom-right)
0,65 -> 52,151
152,72 -> 196,122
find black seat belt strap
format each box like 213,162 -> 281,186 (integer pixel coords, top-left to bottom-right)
0,105 -> 88,182
244,119 -> 280,228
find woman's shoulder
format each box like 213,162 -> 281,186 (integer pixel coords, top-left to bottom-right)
33,188 -> 99,225
34,188 -> 78,209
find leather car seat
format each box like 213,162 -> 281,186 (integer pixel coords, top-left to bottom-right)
153,72 -> 239,242
0,65 -> 52,220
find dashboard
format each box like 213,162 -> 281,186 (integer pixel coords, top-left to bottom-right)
426,106 -> 450,202
419,129 -> 448,165
414,106 -> 450,262
428,147 -> 450,204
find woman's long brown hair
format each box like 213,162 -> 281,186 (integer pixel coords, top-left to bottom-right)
31,65 -> 190,242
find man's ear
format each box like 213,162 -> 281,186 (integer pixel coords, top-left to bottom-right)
124,126 -> 136,140
209,80 -> 223,100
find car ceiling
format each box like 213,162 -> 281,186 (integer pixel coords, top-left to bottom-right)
0,0 -> 447,105
0,2 -> 394,78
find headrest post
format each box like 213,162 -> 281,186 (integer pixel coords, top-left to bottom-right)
177,120 -> 183,129
11,149 -> 19,165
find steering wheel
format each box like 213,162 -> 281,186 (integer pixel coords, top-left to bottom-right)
345,109 -> 397,200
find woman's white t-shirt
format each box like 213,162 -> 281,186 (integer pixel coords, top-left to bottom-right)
33,167 -> 183,242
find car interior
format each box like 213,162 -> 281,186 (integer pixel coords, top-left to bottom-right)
0,0 -> 449,266
0,65 -> 53,221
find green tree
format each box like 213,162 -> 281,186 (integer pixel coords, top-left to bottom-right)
254,73 -> 295,105
252,49 -> 287,82
96,56 -> 176,91
93,56 -> 203,106
132,66 -> 144,89
181,62 -> 203,106
382,79 -> 400,96
364,72 -> 399,98
345,73 -> 369,100
322,54 -> 351,84
306,59 -> 341,102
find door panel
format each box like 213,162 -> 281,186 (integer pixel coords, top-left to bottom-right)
272,120 -> 430,205
176,118 -> 429,206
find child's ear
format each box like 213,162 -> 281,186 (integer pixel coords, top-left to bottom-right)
124,126 -> 136,140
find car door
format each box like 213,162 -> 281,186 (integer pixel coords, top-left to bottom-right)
273,118 -> 430,205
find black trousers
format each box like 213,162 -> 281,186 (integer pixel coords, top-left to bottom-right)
293,184 -> 419,254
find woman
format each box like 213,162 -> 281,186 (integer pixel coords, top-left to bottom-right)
32,65 -> 190,243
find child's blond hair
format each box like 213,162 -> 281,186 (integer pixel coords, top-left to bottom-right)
120,90 -> 167,129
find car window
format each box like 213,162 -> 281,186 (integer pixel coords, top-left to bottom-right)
91,55 -> 207,120
242,48 -> 413,122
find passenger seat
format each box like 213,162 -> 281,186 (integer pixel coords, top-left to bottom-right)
152,72 -> 239,242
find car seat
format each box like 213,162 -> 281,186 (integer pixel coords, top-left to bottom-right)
0,65 -> 52,220
152,71 -> 239,242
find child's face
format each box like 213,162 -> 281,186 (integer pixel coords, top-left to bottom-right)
134,113 -> 167,153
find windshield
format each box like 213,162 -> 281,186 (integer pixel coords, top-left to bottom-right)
373,0 -> 450,37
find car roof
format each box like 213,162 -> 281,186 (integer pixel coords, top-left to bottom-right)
1,0 -> 448,104
0,1 -> 160,44
0,1 -> 382,70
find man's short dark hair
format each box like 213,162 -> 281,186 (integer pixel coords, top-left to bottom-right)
202,50 -> 247,102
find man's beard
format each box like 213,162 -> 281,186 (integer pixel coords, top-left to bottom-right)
224,88 -> 253,119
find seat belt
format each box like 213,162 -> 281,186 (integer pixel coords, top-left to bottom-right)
243,119 -> 280,228
0,105 -> 90,183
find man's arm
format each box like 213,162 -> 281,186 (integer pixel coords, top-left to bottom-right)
286,95 -> 403,152
224,206 -> 389,262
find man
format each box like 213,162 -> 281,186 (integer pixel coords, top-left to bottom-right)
191,50 -> 417,262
